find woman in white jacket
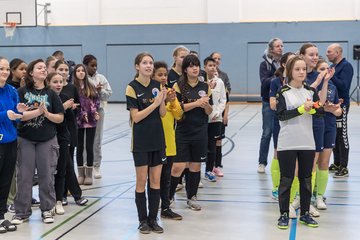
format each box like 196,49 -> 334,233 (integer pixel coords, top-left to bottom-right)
203,57 -> 227,182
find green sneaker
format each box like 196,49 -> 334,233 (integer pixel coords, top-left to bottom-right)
300,212 -> 319,228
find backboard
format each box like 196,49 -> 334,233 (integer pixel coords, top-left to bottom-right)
0,0 -> 37,27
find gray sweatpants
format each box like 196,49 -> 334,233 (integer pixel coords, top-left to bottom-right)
15,136 -> 59,218
93,107 -> 104,167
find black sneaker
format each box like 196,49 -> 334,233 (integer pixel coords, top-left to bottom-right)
148,219 -> 164,233
161,209 -> 183,220
62,197 -> 68,206
329,163 -> 340,172
300,212 -> 319,227
31,198 -> 40,207
334,167 -> 349,178
138,220 -> 151,234
277,213 -> 289,230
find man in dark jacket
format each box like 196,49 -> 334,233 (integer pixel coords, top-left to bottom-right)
326,43 -> 353,177
257,38 -> 283,173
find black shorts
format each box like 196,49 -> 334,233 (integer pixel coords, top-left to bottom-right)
215,122 -> 226,140
133,150 -> 166,167
175,140 -> 208,163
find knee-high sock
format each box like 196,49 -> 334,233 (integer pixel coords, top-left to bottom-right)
135,191 -> 147,222
270,158 -> 280,190
169,176 -> 180,201
316,169 -> 329,196
215,145 -> 222,167
290,176 -> 299,203
148,188 -> 160,220
187,171 -> 200,199
311,171 -> 317,194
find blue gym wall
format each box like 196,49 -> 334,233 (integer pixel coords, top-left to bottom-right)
0,21 -> 359,102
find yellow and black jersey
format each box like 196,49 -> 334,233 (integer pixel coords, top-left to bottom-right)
173,79 -> 212,142
126,79 -> 165,152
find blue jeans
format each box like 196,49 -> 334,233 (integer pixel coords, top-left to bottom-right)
258,101 -> 274,166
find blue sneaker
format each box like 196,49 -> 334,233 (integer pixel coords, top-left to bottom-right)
300,212 -> 319,228
277,212 -> 289,230
205,171 -> 216,182
272,189 -> 279,200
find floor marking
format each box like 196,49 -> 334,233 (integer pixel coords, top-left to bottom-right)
39,182 -> 134,239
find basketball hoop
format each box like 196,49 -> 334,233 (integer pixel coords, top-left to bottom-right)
3,22 -> 17,39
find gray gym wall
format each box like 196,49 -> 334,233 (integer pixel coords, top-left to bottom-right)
0,20 -> 358,102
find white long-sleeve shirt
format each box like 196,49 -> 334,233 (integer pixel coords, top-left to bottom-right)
208,77 -> 226,123
88,72 -> 112,108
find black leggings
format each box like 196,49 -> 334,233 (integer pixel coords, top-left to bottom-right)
278,150 -> 314,216
77,127 -> 96,167
0,141 -> 17,219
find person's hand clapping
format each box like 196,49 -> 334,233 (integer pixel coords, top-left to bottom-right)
7,110 -> 23,120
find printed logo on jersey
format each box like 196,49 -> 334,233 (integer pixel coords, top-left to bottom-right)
137,93 -> 145,97
0,134 -> 3,141
23,92 -> 50,128
162,157 -> 167,162
152,88 -> 159,97
198,90 -> 206,97
200,156 -> 207,160
169,79 -> 177,84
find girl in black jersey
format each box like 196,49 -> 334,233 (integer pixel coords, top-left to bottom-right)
126,53 -> 167,234
170,55 -> 212,211
167,46 -> 189,88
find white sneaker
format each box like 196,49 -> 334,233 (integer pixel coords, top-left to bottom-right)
55,201 -> 65,215
175,183 -> 184,192
94,167 -> 102,179
289,205 -> 297,219
187,196 -> 201,211
198,180 -> 204,188
316,196 -> 327,210
310,204 -> 320,217
257,164 -> 265,173
291,196 -> 300,209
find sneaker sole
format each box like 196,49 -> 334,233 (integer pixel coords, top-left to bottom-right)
161,215 -> 183,220
152,229 -> 164,233
187,205 -> 201,211
333,174 -> 349,178
205,178 -> 216,182
139,230 -> 151,234
300,221 -> 319,228
278,225 -> 289,230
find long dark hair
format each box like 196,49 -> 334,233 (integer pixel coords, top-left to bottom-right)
177,55 -> 200,102
275,52 -> 295,81
72,64 -> 98,99
9,58 -> 25,81
25,59 -> 47,89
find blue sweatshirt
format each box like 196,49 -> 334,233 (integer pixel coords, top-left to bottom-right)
0,84 -> 19,143
330,58 -> 353,106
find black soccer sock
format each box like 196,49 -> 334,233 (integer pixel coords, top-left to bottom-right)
135,191 -> 147,222
187,171 -> 201,199
148,188 -> 160,220
206,152 -> 216,172
169,176 -> 180,201
215,146 -> 223,168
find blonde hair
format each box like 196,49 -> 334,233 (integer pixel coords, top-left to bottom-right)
172,45 -> 189,67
